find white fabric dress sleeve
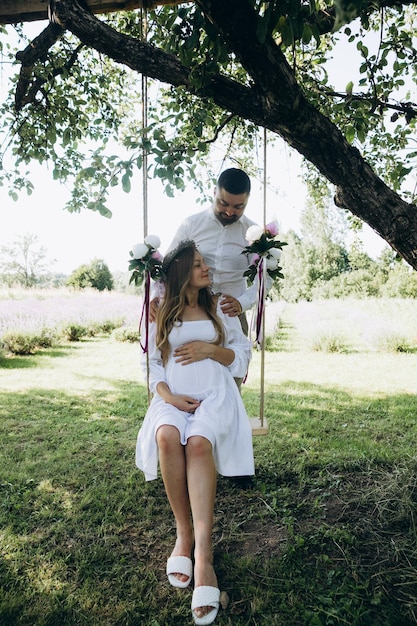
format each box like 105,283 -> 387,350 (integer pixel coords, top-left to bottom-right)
140,322 -> 166,394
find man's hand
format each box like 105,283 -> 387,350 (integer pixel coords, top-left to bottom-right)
173,341 -> 213,364
219,294 -> 242,317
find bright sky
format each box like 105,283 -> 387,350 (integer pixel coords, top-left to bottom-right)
1,143 -> 314,274
0,20 -> 389,276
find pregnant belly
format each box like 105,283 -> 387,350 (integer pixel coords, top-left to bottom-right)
166,359 -> 222,396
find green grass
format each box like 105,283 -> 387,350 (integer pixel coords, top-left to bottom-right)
1,306 -> 417,625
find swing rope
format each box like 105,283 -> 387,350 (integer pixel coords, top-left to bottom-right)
140,7 -> 151,406
248,127 -> 269,435
259,128 -> 267,429
257,127 -> 268,431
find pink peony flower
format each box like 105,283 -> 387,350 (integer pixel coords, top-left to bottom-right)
265,220 -> 279,237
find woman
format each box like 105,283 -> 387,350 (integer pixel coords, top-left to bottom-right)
135,240 -> 254,625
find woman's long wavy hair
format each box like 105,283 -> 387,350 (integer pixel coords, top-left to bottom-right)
156,241 -> 225,365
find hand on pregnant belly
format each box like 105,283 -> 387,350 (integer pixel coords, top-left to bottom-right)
168,394 -> 201,413
174,341 -> 212,365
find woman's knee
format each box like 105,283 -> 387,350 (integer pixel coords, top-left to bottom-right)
185,435 -> 212,459
156,425 -> 181,453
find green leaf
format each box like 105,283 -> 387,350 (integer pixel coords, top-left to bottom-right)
83,167 -> 97,179
345,126 -> 355,143
165,184 -> 174,197
302,24 -> 313,45
122,172 -> 132,193
62,128 -> 72,147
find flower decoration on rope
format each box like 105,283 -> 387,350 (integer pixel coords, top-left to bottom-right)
242,221 -> 287,284
128,234 -> 165,355
128,234 -> 165,286
242,221 -> 286,348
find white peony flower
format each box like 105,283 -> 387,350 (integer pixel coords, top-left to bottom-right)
266,256 -> 279,269
132,242 -> 149,259
268,247 -> 282,261
246,225 -> 264,242
144,234 -> 161,249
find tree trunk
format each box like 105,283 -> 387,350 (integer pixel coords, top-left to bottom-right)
51,0 -> 417,269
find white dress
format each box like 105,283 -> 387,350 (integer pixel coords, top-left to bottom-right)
135,306 -> 255,481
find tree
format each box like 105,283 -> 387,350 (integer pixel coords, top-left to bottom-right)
0,232 -> 53,287
381,259 -> 417,297
1,1 -> 417,267
67,258 -> 114,291
300,184 -> 349,249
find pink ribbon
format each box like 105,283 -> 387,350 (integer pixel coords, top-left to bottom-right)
139,271 -> 151,353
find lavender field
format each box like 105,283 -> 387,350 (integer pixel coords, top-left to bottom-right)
2,289 -> 417,357
0,288 -> 142,354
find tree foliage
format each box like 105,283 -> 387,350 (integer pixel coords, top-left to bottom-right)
67,258 -> 114,291
276,229 -> 417,301
0,0 -> 417,266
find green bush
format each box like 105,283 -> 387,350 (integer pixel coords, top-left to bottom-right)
97,318 -> 124,334
61,324 -> 87,342
67,259 -> 114,291
84,318 -> 124,337
1,331 -> 39,355
310,332 -> 349,353
381,266 -> 417,298
112,326 -> 139,343
37,327 -> 58,348
375,333 -> 413,353
311,269 -> 384,300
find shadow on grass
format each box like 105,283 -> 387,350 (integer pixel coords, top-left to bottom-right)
0,355 -> 38,369
0,344 -> 81,370
0,381 -> 416,625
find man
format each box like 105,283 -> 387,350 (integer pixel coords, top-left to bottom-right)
164,168 -> 268,335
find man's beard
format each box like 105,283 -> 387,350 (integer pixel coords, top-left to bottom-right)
215,212 -> 239,225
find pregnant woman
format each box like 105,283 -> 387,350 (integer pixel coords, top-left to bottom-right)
135,240 -> 254,625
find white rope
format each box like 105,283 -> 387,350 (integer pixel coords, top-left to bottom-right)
258,127 -> 268,429
140,7 -> 151,406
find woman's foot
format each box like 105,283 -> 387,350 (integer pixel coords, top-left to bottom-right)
167,534 -> 194,587
167,555 -> 193,588
192,561 -> 219,623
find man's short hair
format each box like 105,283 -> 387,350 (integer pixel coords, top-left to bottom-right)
217,168 -> 251,195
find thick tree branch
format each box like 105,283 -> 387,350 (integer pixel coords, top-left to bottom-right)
196,0 -> 417,267
14,22 -> 65,111
16,43 -> 83,111
20,0 -> 417,268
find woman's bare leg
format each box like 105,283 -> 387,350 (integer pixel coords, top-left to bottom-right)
157,425 -> 194,582
185,436 -> 218,617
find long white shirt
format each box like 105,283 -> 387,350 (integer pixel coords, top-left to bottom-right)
167,207 -> 269,312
